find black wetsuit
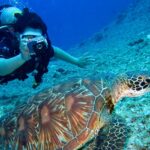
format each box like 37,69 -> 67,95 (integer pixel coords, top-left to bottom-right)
0,26 -> 54,85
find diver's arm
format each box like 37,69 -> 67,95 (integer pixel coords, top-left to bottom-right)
0,54 -> 26,76
0,37 -> 31,76
52,46 -> 93,68
53,46 -> 79,66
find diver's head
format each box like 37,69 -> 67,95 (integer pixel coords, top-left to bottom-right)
14,8 -> 47,35
0,5 -> 22,25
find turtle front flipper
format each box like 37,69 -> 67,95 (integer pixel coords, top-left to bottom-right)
94,116 -> 130,150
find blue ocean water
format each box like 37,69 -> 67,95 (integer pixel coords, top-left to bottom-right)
1,0 -> 133,49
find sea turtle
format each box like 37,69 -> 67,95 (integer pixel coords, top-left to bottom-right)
0,73 -> 150,150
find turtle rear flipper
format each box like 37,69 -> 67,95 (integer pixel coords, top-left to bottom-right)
94,117 -> 130,150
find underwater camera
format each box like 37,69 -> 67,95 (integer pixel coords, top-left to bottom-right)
27,39 -> 47,56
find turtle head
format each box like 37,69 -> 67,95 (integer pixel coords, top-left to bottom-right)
112,73 -> 150,104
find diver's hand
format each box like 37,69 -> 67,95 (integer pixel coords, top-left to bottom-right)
19,38 -> 31,61
76,53 -> 95,68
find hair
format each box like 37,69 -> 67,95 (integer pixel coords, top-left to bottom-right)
14,8 -> 47,35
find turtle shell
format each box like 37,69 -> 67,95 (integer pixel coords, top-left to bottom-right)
0,78 -> 113,150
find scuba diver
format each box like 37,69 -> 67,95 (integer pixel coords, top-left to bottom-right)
0,5 -> 93,88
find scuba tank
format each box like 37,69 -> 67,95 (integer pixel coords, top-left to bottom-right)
0,25 -> 20,58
